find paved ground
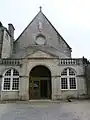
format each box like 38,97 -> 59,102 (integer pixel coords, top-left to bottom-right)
0,100 -> 90,120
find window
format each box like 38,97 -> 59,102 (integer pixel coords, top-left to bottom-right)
69,78 -> 76,89
61,68 -> 76,90
61,69 -> 67,75
12,78 -> 19,90
2,69 -> 19,91
61,78 -> 68,89
3,78 -> 10,90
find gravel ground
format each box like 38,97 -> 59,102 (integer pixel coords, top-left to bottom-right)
0,100 -> 90,120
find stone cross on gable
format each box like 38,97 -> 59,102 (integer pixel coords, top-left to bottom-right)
38,6 -> 43,32
39,6 -> 42,11
37,6 -> 43,32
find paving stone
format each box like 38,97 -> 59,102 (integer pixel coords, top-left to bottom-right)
0,100 -> 90,120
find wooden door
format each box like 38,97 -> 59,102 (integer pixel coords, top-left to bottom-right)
29,77 -> 40,99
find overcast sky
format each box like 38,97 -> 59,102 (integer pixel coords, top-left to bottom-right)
0,0 -> 90,59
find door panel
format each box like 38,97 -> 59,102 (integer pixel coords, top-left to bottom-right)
29,77 -> 51,99
29,77 -> 40,99
33,80 -> 40,99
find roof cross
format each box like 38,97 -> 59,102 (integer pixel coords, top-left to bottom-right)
39,6 -> 42,11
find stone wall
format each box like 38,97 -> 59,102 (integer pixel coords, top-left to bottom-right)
53,64 -> 86,100
0,65 -> 21,100
85,63 -> 90,97
1,30 -> 11,58
0,57 -> 87,101
0,28 -> 4,58
19,57 -> 86,100
14,11 -> 71,58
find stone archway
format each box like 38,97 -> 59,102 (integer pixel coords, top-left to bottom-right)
29,65 -> 51,99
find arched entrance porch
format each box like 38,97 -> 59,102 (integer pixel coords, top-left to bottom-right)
29,65 -> 52,99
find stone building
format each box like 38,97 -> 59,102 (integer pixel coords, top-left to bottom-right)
0,8 -> 89,101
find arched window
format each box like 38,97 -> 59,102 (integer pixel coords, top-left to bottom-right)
2,69 -> 19,91
61,68 -> 77,90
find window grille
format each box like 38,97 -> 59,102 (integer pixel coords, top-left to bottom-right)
2,69 -> 19,91
61,69 -> 67,76
12,78 -> 19,90
61,78 -> 68,89
3,78 -> 10,90
69,78 -> 76,89
61,68 -> 76,90
5,69 -> 11,76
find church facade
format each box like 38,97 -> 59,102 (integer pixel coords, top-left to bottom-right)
0,9 -> 89,101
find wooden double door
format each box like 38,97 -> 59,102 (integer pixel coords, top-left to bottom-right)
29,77 -> 51,99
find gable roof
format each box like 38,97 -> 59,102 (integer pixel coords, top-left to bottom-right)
14,10 -> 71,50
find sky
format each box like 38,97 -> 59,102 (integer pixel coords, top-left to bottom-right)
0,0 -> 90,59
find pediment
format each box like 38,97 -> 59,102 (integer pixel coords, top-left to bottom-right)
14,10 -> 71,55
25,50 -> 57,58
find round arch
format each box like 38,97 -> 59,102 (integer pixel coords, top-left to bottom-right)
2,67 -> 19,77
61,67 -> 77,76
29,65 -> 52,99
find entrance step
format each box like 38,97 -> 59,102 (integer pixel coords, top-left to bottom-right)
29,100 -> 52,103
29,100 -> 62,104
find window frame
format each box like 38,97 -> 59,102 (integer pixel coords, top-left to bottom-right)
61,77 -> 68,90
60,68 -> 77,90
2,69 -> 20,91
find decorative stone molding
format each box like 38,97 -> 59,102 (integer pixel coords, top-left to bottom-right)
0,59 -> 22,66
58,59 -> 83,66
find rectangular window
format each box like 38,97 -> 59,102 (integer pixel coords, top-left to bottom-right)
69,78 -> 76,89
12,78 -> 19,90
3,78 -> 11,90
61,78 -> 68,89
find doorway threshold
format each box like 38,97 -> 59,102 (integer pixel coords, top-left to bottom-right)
29,99 -> 52,103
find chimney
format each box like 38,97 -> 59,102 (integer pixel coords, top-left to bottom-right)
0,22 -> 2,27
8,23 -> 15,38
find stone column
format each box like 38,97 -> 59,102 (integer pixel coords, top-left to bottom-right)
52,77 -> 57,100
19,59 -> 29,100
19,77 -> 29,100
